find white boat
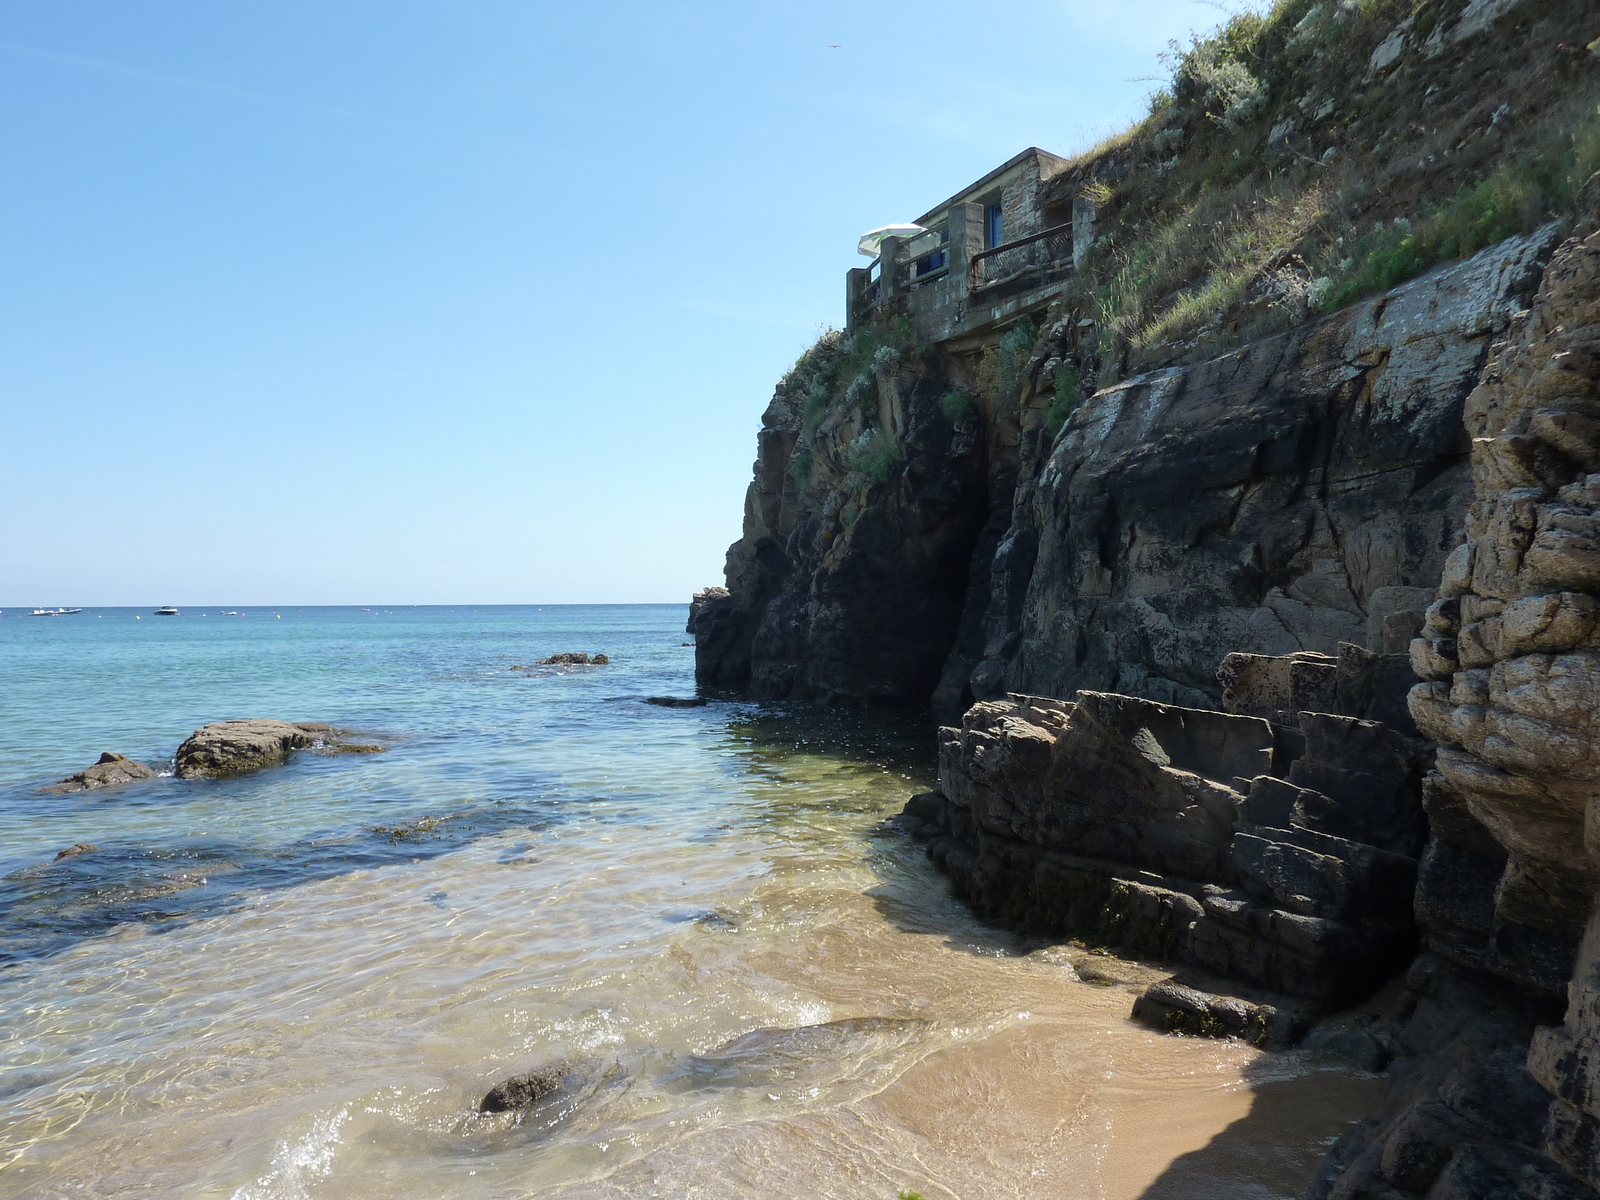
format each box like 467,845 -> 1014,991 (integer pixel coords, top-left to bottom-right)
154,607 -> 180,616
30,607 -> 82,616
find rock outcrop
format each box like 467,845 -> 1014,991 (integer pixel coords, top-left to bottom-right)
692,342 -> 995,703
697,231 -> 1560,716
899,649 -> 1427,1015
964,226 -> 1561,712
173,720 -> 362,779
1304,180 -> 1600,1199
42,751 -> 156,793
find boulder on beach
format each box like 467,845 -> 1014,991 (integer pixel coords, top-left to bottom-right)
174,719 -> 376,779
43,752 -> 156,794
645,696 -> 707,707
538,652 -> 609,666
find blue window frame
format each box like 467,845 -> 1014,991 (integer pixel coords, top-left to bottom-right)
985,203 -> 1004,248
915,249 -> 948,277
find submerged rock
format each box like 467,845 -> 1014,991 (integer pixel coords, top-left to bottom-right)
538,653 -> 609,666
472,1058 -> 616,1135
645,696 -> 707,707
42,752 -> 156,793
174,720 -> 373,779
677,1017 -> 928,1087
479,1065 -> 566,1114
53,843 -> 100,860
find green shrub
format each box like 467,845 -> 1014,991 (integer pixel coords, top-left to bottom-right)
1046,365 -> 1082,438
848,428 -> 901,483
940,389 -> 976,424
897,1192 -> 927,1200
800,385 -> 830,437
1328,104 -> 1600,308
979,317 -> 1039,400
790,448 -> 814,488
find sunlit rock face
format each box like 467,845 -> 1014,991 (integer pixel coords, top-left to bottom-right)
1396,184 -> 1600,1197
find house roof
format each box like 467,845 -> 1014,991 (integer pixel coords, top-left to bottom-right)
914,147 -> 1070,227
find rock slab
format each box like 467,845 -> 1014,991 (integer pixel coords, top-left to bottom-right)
174,720 -> 339,779
43,752 -> 156,793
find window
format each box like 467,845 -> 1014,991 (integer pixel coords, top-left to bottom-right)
915,249 -> 947,277
985,203 -> 1004,248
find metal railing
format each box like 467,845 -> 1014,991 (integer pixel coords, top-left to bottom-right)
969,222 -> 1073,291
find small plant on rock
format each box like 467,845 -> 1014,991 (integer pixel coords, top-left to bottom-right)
940,389 -> 976,424
1046,365 -> 1082,438
848,428 -> 902,484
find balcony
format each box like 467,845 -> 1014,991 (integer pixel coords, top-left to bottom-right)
847,218 -> 1075,341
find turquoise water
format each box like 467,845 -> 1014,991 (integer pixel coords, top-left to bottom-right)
1,605 -> 880,965
0,605 -> 1376,1200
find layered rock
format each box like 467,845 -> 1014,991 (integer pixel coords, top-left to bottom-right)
697,231 -> 1561,717
693,347 -> 997,703
174,719 -> 354,779
967,226 -> 1561,711
1306,186 -> 1600,1199
899,656 -> 1427,1014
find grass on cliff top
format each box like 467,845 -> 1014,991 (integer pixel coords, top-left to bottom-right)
1056,0 -> 1600,373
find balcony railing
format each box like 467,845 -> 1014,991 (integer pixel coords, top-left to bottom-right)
969,222 -> 1073,292
847,220 -> 1075,333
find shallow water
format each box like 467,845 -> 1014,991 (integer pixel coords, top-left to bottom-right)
0,605 -> 1381,1198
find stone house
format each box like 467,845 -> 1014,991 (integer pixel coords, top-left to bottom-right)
846,146 -> 1091,345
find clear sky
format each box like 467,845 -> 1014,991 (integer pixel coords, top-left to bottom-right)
1,1 -> 1234,606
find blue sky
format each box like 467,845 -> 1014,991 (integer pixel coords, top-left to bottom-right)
2,1 -> 1229,605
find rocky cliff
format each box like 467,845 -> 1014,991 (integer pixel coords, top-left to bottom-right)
694,0 -> 1600,1195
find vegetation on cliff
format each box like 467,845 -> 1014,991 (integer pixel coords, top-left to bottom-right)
1063,0 -> 1600,377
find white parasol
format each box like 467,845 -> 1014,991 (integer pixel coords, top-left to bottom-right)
857,224 -> 928,257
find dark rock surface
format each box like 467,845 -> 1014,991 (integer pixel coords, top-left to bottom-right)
967,226 -> 1559,712
42,752 -> 156,793
1131,980 -> 1303,1049
689,344 -> 999,703
479,1065 -> 567,1114
901,657 -> 1425,1012
537,653 -> 609,666
644,696 -> 707,707
174,720 -> 357,779
695,231 -> 1559,714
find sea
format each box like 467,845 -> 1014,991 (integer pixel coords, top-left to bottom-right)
0,605 -> 1381,1199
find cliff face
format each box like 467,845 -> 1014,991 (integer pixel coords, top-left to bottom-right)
973,230 -> 1560,711
691,331 -> 1011,704
694,1 -> 1600,1195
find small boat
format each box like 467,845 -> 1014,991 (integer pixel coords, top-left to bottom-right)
30,607 -> 82,616
154,607 -> 180,616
